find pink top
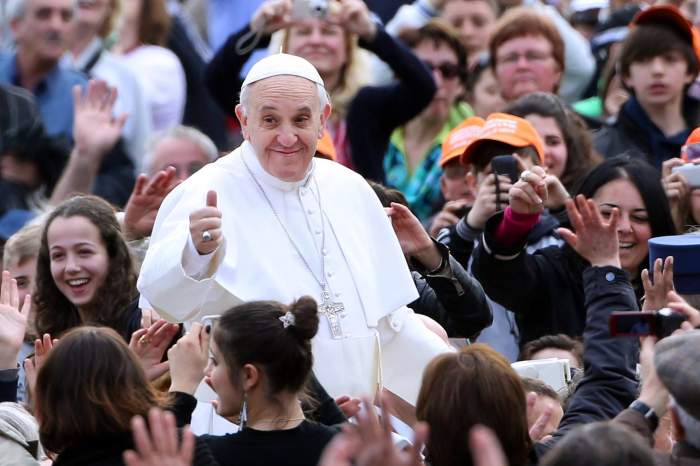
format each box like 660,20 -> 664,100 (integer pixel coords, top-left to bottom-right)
493,207 -> 541,248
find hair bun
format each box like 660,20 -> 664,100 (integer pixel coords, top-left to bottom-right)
288,296 -> 319,341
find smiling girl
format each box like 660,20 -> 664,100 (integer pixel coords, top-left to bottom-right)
34,195 -> 141,341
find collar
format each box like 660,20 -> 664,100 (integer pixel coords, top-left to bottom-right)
240,140 -> 315,192
65,37 -> 104,71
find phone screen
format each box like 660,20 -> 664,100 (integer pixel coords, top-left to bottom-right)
609,312 -> 656,336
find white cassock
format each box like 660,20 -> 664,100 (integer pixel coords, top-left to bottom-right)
138,141 -> 452,404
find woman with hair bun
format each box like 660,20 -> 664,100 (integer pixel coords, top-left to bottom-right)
168,296 -> 339,466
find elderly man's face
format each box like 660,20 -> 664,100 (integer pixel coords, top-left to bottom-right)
235,76 -> 331,182
12,0 -> 74,63
149,137 -> 211,181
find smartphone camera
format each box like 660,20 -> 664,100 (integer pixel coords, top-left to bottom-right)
292,0 -> 330,19
609,308 -> 685,339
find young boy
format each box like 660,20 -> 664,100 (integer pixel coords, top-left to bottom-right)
594,5 -> 700,169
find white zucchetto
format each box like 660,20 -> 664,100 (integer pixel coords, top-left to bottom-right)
241,53 -> 326,89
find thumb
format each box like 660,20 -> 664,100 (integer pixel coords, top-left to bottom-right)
206,190 -> 217,208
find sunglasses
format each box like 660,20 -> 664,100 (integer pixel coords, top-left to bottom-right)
424,61 -> 461,80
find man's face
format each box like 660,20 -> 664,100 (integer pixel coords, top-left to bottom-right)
413,39 -> 464,122
149,137 -> 211,181
494,34 -> 561,102
11,0 -> 74,64
235,76 -> 331,182
623,51 -> 694,109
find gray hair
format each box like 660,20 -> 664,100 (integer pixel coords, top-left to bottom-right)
142,125 -> 218,175
238,80 -> 331,118
672,397 -> 700,450
6,0 -> 78,21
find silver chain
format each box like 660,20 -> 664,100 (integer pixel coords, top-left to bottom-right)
241,157 -> 328,290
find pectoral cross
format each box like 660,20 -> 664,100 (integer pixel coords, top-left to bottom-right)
319,287 -> 345,339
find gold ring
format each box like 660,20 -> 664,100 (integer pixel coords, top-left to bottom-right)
139,335 -> 150,345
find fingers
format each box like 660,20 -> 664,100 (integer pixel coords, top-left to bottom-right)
0,271 -> 10,305
206,190 -> 217,208
470,425 -> 508,466
667,290 -> 700,327
663,256 -> 675,291
528,403 -> 554,441
555,227 -> 578,249
180,425 -> 195,465
19,294 -> 31,318
130,414 -> 153,459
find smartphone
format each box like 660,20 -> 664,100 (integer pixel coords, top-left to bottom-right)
672,163 -> 700,188
200,314 -> 220,332
490,155 -> 519,184
609,309 -> 685,338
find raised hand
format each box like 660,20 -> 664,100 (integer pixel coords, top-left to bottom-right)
466,174 -> 512,230
123,408 -> 195,466
251,0 -> 293,34
189,190 -> 223,255
667,290 -> 700,329
168,323 -> 210,395
641,257 -> 674,311
662,158 -> 690,230
73,80 -> 128,160
334,0 -> 377,40
0,271 -> 31,369
510,166 -> 548,215
386,202 -> 442,270
335,395 -> 361,419
124,167 -> 180,241
129,319 -> 181,381
429,199 -> 470,237
24,333 -> 57,396
556,195 -> 621,268
542,173 -> 570,211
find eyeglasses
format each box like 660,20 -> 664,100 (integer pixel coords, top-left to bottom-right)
496,50 -> 552,66
424,61 -> 461,80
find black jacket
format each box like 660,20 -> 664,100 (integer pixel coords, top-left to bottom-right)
409,241 -> 492,338
535,266 -> 640,457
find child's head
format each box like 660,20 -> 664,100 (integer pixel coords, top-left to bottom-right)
459,113 -> 545,185
440,117 -> 484,202
34,195 -> 137,338
618,6 -> 700,107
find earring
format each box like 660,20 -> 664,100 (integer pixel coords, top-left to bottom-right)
239,392 -> 248,430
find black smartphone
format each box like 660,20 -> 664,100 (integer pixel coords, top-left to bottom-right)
609,309 -> 685,338
490,155 -> 519,184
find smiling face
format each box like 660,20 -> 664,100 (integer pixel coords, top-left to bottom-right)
524,114 -> 567,178
494,34 -> 561,102
235,75 -> 331,182
12,0 -> 75,64
47,216 -> 109,310
286,20 -> 347,81
205,340 -> 241,418
593,179 -> 652,274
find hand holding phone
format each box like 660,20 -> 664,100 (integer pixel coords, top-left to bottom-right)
609,308 -> 685,338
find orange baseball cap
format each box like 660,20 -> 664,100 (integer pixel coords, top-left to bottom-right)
315,129 -> 337,161
440,117 -> 485,167
460,113 -> 545,167
632,5 -> 700,65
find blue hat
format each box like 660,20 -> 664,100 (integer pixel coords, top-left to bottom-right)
0,209 -> 36,241
648,235 -> 700,294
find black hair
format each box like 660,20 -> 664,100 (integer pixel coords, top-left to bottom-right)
213,297 -> 319,397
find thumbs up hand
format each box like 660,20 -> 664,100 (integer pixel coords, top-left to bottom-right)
189,190 -> 223,255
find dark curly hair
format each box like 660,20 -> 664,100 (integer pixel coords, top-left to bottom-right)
34,195 -> 137,339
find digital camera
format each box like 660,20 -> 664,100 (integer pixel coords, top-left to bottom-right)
292,0 -> 330,19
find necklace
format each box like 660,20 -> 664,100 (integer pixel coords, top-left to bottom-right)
242,157 -> 347,339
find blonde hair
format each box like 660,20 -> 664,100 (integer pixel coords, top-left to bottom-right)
270,27 -> 375,121
3,223 -> 42,269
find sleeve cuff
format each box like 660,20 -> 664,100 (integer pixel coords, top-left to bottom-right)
182,233 -> 217,279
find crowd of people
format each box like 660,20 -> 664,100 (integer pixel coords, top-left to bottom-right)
2,0 -> 700,465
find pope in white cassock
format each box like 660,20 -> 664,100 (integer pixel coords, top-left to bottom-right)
137,53 -> 452,405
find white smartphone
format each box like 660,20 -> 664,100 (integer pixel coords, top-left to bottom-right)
672,163 -> 700,188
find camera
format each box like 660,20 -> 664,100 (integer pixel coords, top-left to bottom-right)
292,0 -> 330,19
672,163 -> 700,188
609,308 -> 685,339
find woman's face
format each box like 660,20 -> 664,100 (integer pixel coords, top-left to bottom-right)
524,114 -> 567,178
593,179 -> 652,274
469,68 -> 505,118
205,340 -> 241,418
413,39 -> 464,122
75,0 -> 112,32
47,216 -> 109,309
442,0 -> 496,57
286,20 -> 347,81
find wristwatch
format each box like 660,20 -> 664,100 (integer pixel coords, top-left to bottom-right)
629,400 -> 660,432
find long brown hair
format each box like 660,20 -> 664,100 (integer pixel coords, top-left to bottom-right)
416,344 -> 531,466
34,195 -> 137,339
35,327 -> 168,453
138,0 -> 171,46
